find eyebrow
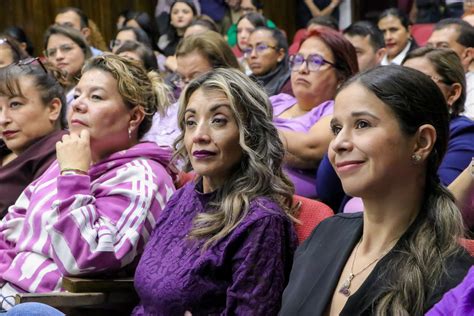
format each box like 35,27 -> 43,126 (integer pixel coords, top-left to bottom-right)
185,103 -> 231,114
330,111 -> 380,124
351,111 -> 380,120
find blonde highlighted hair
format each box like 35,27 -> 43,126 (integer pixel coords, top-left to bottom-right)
174,68 -> 297,249
82,54 -> 171,139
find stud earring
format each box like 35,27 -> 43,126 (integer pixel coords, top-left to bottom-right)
411,153 -> 421,162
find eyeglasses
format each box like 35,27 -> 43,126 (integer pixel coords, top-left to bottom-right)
16,57 -> 48,74
242,43 -> 277,58
44,43 -> 76,58
289,53 -> 336,72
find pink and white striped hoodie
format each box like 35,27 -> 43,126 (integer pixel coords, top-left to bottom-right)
0,142 -> 176,297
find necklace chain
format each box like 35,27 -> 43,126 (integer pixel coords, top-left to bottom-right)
338,240 -> 387,297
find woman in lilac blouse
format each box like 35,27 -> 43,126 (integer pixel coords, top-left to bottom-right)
132,68 -> 298,315
272,27 -> 358,197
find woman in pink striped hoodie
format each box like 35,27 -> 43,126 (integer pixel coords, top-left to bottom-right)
0,55 -> 176,310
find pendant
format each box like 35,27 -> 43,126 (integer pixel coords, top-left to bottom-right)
338,273 -> 354,297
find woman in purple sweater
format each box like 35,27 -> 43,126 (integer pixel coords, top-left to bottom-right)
0,55 -> 176,310
132,68 -> 298,315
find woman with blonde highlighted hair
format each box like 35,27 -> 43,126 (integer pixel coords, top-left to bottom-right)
0,55 -> 176,310
133,68 -> 298,315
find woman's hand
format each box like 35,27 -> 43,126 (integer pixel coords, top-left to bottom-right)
56,129 -> 92,173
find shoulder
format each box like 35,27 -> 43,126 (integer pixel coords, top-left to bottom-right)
270,93 -> 297,108
449,116 -> 474,134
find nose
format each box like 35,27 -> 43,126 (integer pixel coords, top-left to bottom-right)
192,122 -> 211,144
330,128 -> 353,154
70,94 -> 87,113
55,49 -> 65,60
297,60 -> 309,74
0,107 -> 10,126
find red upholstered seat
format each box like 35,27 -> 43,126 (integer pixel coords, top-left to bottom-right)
294,195 -> 334,244
411,23 -> 434,47
460,238 -> 474,256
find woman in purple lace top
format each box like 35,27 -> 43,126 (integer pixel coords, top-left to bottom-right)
132,68 -> 299,315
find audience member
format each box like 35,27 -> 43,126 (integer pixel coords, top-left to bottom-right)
226,0 -> 276,47
307,15 -> 339,31
54,7 -> 105,55
183,15 -> 219,37
2,26 -> 34,56
155,0 -> 201,36
280,65 -> 472,315
318,46 -> 474,213
378,8 -> 418,65
124,11 -> 159,51
115,40 -> 159,71
275,28 -> 358,197
43,25 -> 92,106
411,0 -> 443,23
158,0 -> 197,56
110,26 -> 153,53
133,68 -> 298,315
234,12 -> 268,73
427,18 -> 474,119
0,35 -> 27,68
245,27 -> 293,96
296,0 -> 341,29
404,47 -> 474,184
143,31 -> 240,148
0,55 -> 176,310
0,59 -> 66,217
343,21 -> 386,71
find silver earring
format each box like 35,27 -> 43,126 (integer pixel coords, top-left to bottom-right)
411,153 -> 421,162
128,128 -> 132,139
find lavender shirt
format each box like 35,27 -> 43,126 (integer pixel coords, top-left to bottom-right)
133,180 -> 298,315
271,93 -> 334,198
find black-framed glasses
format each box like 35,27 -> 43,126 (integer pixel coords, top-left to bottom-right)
16,57 -> 48,74
43,43 -> 76,58
289,53 -> 336,72
242,43 -> 277,58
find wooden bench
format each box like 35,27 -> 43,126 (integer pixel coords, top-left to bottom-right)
15,277 -> 137,315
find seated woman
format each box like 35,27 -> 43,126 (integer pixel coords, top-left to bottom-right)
234,12 -> 268,74
404,47 -> 474,185
245,26 -> 293,96
0,55 -> 176,310
377,8 -> 418,65
43,25 -> 92,106
0,58 -> 66,217
115,40 -> 159,72
280,65 -> 473,315
320,46 -> 474,213
0,34 -> 28,68
142,31 -> 240,148
274,27 -> 358,197
133,68 -> 298,315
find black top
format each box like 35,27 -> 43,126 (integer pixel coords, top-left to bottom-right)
0,130 -> 66,217
280,213 -> 473,315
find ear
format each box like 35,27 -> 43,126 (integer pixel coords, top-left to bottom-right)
412,124 -> 437,162
375,47 -> 387,65
445,82 -> 462,109
277,48 -> 286,63
128,105 -> 146,134
48,97 -> 62,123
461,47 -> 473,69
81,27 -> 91,40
